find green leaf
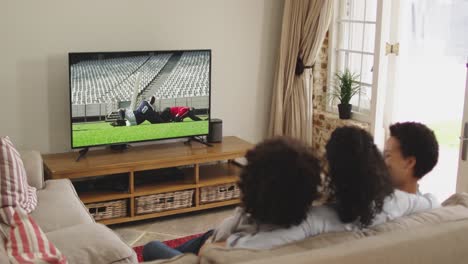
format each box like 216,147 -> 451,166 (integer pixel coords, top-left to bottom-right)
329,68 -> 361,104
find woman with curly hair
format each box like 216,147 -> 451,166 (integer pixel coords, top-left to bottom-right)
227,126 -> 439,249
325,126 -> 438,227
143,137 -> 322,260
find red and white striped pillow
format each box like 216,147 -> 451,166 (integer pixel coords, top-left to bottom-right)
0,136 -> 37,213
0,207 -> 67,264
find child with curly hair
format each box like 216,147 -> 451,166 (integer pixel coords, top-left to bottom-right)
143,137 -> 322,261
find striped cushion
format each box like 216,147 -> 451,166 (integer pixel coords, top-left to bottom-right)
0,207 -> 67,264
0,137 -> 37,213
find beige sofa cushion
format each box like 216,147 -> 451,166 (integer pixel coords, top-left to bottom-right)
365,193 -> 468,235
200,231 -> 366,264
20,150 -> 45,190
31,179 -> 94,233
442,192 -> 468,207
366,205 -> 468,234
242,219 -> 468,264
46,223 -> 136,264
142,254 -> 199,264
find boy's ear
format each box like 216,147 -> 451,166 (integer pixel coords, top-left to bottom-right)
406,156 -> 417,171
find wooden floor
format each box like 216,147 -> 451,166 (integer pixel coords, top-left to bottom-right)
111,206 -> 235,247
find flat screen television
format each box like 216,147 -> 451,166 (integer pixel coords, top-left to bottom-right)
69,49 -> 211,149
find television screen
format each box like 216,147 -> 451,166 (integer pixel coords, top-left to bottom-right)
69,50 -> 211,149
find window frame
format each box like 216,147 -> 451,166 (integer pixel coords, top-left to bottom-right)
326,0 -> 378,123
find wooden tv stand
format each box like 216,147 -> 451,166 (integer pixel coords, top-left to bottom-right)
42,136 -> 253,225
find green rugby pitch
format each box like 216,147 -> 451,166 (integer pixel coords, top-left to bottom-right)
72,120 -> 209,148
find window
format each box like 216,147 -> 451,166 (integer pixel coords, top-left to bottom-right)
328,0 -> 378,121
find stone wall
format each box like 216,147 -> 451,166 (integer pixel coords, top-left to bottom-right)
311,35 -> 370,157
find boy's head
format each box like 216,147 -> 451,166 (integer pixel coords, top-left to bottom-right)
239,137 -> 321,227
384,122 -> 439,192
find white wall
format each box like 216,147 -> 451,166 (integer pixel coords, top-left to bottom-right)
0,0 -> 284,153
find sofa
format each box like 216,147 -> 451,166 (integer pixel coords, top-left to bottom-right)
129,194 -> 468,264
0,150 -> 200,264
3,151 -> 468,264
197,194 -> 468,264
0,151 -> 138,264
150,195 -> 468,264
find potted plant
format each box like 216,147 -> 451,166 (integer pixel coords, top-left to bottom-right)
330,68 -> 361,119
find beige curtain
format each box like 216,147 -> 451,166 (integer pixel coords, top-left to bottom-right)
269,0 -> 333,144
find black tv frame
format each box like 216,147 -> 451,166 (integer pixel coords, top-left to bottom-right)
68,49 -> 212,150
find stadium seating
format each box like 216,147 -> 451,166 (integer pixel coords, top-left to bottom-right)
71,56 -> 147,104
70,51 -> 210,118
113,54 -> 172,102
153,51 -> 210,99
71,54 -> 171,105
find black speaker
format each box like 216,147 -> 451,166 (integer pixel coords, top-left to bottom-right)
208,118 -> 223,143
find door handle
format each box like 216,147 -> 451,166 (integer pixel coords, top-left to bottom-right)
461,123 -> 468,161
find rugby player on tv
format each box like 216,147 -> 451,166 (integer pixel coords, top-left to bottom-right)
112,96 -> 203,126
111,73 -> 203,126
160,106 -> 202,122
111,96 -> 163,127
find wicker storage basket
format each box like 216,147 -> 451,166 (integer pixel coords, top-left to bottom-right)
86,199 -> 128,221
135,190 -> 194,215
200,183 -> 240,204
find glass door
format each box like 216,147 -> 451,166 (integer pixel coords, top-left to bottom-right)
385,0 -> 468,201
456,62 -> 468,193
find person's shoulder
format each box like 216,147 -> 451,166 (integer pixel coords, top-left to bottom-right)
387,189 -> 418,204
391,189 -> 405,199
393,189 -> 440,206
387,189 -> 441,210
420,192 -> 441,208
305,205 -> 340,223
302,204 -> 350,233
389,189 -> 428,200
382,190 -> 405,209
